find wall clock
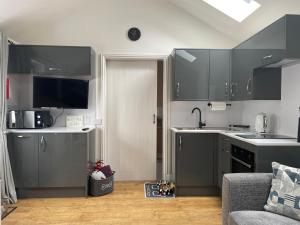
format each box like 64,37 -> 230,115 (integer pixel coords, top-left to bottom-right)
128,27 -> 141,41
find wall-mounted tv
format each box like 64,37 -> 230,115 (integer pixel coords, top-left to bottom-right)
33,77 -> 89,109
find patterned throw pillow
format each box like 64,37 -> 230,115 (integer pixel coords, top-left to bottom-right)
264,162 -> 300,221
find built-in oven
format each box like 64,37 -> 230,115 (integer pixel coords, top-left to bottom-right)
231,145 -> 255,173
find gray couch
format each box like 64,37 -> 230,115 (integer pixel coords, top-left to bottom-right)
222,173 -> 300,225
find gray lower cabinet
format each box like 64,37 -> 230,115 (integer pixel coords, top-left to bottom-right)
209,50 -> 231,101
7,133 -> 39,188
175,133 -> 217,195
217,135 -> 231,188
7,131 -> 94,197
38,133 -> 86,187
172,49 -> 210,100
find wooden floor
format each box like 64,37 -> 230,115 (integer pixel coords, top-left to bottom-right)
2,182 -> 222,225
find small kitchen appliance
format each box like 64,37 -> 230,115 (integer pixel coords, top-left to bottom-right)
7,110 -> 53,129
255,112 -> 268,133
7,110 -> 24,129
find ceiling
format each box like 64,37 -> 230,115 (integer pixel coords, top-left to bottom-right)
167,0 -> 300,44
1,0 -> 300,46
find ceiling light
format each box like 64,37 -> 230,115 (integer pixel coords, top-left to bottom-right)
203,0 -> 261,22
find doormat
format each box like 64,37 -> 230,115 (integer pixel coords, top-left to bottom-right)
144,183 -> 175,198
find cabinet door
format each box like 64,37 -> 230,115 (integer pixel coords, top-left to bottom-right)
218,136 -> 231,188
231,49 -> 258,100
209,50 -> 231,101
7,133 -> 38,188
173,49 -> 209,100
38,133 -> 87,187
8,45 -> 91,75
176,133 -> 214,187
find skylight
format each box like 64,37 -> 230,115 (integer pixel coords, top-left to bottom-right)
202,0 -> 261,22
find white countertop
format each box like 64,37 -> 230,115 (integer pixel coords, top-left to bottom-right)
5,126 -> 96,134
171,127 -> 300,146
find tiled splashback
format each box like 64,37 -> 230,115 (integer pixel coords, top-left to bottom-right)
170,101 -> 243,128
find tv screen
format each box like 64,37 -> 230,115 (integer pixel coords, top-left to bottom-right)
33,77 -> 89,109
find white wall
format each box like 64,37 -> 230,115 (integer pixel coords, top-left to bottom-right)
1,0 -> 235,53
238,63 -> 300,137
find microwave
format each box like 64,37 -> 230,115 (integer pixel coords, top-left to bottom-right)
7,110 -> 53,129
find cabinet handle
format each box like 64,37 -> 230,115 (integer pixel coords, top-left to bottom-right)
17,135 -> 31,138
230,83 -> 236,97
246,78 -> 252,95
262,55 -> 273,60
179,136 -> 182,151
40,136 -> 47,152
176,82 -> 180,97
225,82 -> 229,97
48,67 -> 62,71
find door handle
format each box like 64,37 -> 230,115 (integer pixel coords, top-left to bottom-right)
176,82 -> 180,97
153,114 -> 156,124
179,135 -> 182,151
40,136 -> 47,152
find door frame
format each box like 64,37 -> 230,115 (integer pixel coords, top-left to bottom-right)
99,54 -> 170,180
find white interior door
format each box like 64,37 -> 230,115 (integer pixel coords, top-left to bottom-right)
106,60 -> 157,181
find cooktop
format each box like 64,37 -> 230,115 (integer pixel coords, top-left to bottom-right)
236,134 -> 295,139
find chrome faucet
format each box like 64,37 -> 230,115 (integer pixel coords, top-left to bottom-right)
192,107 -> 206,128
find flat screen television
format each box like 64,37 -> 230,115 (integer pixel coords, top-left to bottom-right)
33,77 -> 89,109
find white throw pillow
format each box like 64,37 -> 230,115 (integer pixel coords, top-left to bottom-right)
264,162 -> 300,221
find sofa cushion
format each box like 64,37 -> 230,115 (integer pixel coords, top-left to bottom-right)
264,162 -> 300,221
228,211 -> 300,225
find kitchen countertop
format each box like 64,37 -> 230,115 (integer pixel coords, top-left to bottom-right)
171,127 -> 300,146
5,126 -> 95,134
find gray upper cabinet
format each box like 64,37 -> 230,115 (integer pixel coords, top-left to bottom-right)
38,133 -> 87,187
8,45 -> 94,76
235,15 -> 300,68
7,133 -> 39,188
172,49 -> 210,100
176,133 -> 215,187
231,48 -> 281,101
209,50 -> 231,101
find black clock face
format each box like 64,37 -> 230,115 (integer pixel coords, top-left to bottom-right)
128,27 -> 141,41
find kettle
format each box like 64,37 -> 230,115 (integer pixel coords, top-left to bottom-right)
255,113 -> 268,133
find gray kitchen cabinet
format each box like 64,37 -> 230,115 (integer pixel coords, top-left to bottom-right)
217,135 -> 231,188
235,15 -> 300,68
172,49 -> 210,100
175,133 -> 217,195
8,45 -> 94,76
7,133 -> 39,188
231,49 -> 281,100
7,130 -> 95,197
209,49 -> 231,101
38,133 -> 86,187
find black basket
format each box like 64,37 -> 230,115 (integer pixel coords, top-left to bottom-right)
89,172 -> 115,196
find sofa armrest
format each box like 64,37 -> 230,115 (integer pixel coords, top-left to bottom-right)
222,173 -> 272,225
